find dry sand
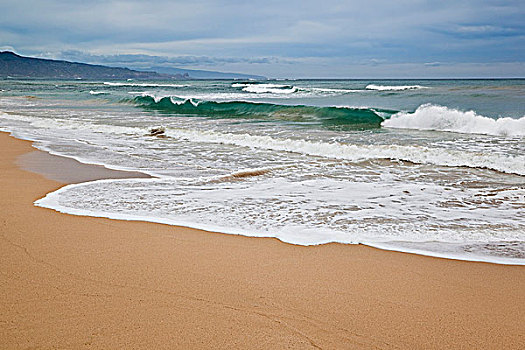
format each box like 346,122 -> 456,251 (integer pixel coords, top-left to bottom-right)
1,131 -> 524,349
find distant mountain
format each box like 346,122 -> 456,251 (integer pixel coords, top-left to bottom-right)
0,51 -> 176,80
146,66 -> 266,80
0,51 -> 266,80
0,51 -> 178,79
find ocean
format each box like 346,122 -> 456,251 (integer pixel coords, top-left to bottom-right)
1,78 -> 524,264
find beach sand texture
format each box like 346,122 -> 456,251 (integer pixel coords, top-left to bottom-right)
1,131 -> 524,349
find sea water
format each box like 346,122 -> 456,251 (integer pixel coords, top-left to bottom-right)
0,79 -> 523,264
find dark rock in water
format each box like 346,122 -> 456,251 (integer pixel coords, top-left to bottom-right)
148,127 -> 166,137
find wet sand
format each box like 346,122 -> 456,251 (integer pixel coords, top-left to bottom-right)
17,149 -> 150,183
1,131 -> 524,349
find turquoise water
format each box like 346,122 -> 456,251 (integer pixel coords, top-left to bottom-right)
1,78 -> 524,263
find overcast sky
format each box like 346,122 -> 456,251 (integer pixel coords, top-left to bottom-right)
1,0 -> 524,78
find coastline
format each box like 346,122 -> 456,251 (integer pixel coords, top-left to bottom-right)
1,131 -> 524,349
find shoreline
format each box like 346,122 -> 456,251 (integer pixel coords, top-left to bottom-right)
1,131 -> 524,348
6,130 -> 522,265
35,179 -> 525,266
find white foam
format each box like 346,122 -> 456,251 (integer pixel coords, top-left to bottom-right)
232,83 -> 358,95
34,177 -> 525,265
0,111 -> 140,135
163,127 -> 525,175
233,83 -> 298,94
366,84 -> 427,91
89,90 -> 109,95
130,91 -> 270,101
134,85 -> 352,101
383,104 -> 525,137
2,109 -> 523,175
4,111 -> 519,175
0,111 -> 164,177
128,92 -> 189,104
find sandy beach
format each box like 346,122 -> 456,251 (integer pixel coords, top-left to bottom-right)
1,131 -> 524,349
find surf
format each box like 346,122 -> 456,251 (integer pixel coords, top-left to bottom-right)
131,95 -> 394,129
383,104 -> 525,137
365,84 -> 428,91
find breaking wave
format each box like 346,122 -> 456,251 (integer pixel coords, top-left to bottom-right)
132,95 -> 395,128
383,104 -> 525,137
366,84 -> 427,91
232,82 -> 360,95
232,83 -> 298,94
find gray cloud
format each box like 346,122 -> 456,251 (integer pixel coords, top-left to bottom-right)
52,50 -> 288,69
0,0 -> 523,77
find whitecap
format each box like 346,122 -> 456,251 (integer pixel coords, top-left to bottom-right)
233,83 -> 298,94
383,104 -> 525,137
366,84 -> 427,91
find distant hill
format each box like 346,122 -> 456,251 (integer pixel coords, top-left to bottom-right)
0,51 -> 266,80
0,51 -> 175,80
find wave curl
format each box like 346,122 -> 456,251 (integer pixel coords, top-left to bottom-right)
132,95 -> 395,129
